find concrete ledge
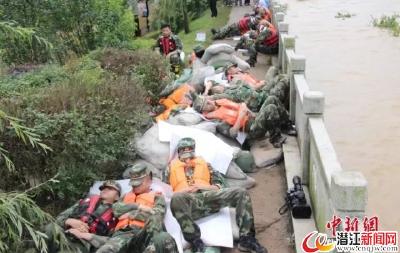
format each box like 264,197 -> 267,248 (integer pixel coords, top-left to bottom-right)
283,136 -> 317,253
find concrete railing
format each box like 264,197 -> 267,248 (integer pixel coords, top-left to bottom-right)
270,1 -> 368,232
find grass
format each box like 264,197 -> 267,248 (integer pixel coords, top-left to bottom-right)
128,5 -> 231,54
178,5 -> 231,54
372,14 -> 400,37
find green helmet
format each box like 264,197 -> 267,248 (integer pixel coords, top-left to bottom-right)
177,137 -> 196,160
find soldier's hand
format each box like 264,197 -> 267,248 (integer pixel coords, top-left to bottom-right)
139,205 -> 155,215
67,229 -> 93,241
65,218 -> 89,232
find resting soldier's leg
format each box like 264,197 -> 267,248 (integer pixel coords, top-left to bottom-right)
143,232 -> 179,253
95,232 -> 133,253
212,24 -> 241,40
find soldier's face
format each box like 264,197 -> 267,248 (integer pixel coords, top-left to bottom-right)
202,100 -> 216,112
133,176 -> 152,194
162,27 -> 171,37
100,187 -> 120,203
227,66 -> 240,75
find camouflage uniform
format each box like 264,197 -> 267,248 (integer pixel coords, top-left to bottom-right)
44,181 -> 122,253
212,23 -> 242,40
235,27 -> 278,65
96,164 -> 178,253
165,156 -> 255,243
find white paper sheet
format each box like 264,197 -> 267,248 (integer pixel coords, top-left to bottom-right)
158,121 -> 234,174
90,179 -> 233,253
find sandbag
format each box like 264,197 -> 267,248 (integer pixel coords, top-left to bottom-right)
264,66 -> 278,86
232,55 -> 250,72
201,43 -> 235,63
190,66 -> 215,87
133,124 -> 170,169
122,159 -> 161,179
225,161 -> 247,180
206,52 -> 234,65
234,150 -> 256,173
191,121 -> 217,133
167,112 -> 203,126
226,175 -> 256,189
215,133 -> 241,148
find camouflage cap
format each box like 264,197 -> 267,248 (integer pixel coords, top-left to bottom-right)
191,92 -> 207,112
193,44 -> 205,54
177,137 -> 196,160
99,180 -> 122,196
223,62 -> 238,76
126,163 -> 152,187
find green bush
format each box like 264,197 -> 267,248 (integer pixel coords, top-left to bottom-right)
0,50 -> 160,212
94,48 -> 173,103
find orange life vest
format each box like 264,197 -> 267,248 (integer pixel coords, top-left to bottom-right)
203,99 -> 249,129
156,84 -> 194,121
169,157 -> 211,192
260,8 -> 272,21
114,191 -> 156,230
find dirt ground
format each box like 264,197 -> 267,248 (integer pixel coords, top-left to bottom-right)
215,5 -> 295,253
221,163 -> 295,253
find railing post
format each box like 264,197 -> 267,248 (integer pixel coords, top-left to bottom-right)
331,171 -> 368,227
288,55 -> 305,122
302,91 -> 324,184
280,35 -> 295,72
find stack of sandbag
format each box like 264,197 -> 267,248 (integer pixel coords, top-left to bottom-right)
201,43 -> 250,72
130,124 -> 170,172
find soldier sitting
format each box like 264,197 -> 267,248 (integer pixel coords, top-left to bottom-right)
235,20 -> 279,67
211,16 -> 260,40
154,23 -> 183,57
166,137 -> 268,253
95,164 -> 178,253
43,180 -> 121,253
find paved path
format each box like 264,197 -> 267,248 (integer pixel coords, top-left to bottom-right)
214,5 -> 295,253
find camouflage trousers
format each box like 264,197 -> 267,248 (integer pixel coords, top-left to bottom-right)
44,224 -> 93,253
260,74 -> 290,107
170,188 -> 255,242
235,37 -> 279,64
247,95 -> 289,139
95,228 -> 178,253
213,24 -> 241,40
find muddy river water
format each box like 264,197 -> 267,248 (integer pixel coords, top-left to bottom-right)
279,0 -> 400,230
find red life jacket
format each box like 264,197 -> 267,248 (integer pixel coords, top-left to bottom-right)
263,24 -> 279,46
158,36 -> 177,56
78,195 -> 118,236
238,17 -> 251,34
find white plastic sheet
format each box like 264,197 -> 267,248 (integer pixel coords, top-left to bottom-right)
158,121 -> 234,174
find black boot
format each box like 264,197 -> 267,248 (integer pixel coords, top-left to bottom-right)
246,58 -> 256,67
269,132 -> 286,148
190,238 -> 205,253
238,235 -> 268,253
211,28 -> 217,34
282,122 -> 297,136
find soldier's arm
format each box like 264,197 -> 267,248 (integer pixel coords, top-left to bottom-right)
174,35 -> 183,51
255,29 -> 271,45
152,194 -> 167,217
55,201 -> 80,228
112,199 -> 139,218
209,165 -> 228,189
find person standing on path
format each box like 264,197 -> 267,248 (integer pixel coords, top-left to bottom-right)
209,0 -> 218,17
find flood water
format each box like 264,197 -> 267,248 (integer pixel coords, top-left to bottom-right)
280,0 -> 400,230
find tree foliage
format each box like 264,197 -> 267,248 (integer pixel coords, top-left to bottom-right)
0,0 -> 135,64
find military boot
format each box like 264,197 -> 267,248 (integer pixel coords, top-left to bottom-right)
190,238 -> 205,253
238,235 -> 268,253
